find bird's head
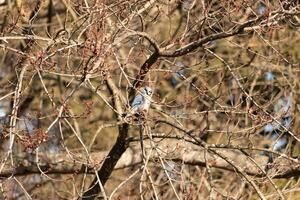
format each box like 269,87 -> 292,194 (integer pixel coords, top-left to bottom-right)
144,86 -> 153,96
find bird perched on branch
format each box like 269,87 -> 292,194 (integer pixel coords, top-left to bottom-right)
170,61 -> 187,87
261,93 -> 293,166
125,87 -> 153,120
263,121 -> 290,164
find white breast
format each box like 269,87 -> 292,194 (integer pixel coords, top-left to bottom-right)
139,98 -> 151,112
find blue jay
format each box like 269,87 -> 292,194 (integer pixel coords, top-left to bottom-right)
262,94 -> 293,165
266,128 -> 289,164
265,71 -> 274,81
257,3 -> 267,15
171,70 -> 186,87
126,86 -> 153,118
170,61 -> 186,87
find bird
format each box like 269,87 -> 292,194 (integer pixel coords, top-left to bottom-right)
170,61 -> 187,87
267,130 -> 289,164
171,69 -> 186,87
126,86 -> 153,119
257,2 -> 267,15
265,71 -> 274,81
261,121 -> 290,166
260,70 -> 293,167
262,94 -> 293,166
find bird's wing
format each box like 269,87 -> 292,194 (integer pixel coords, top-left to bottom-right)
131,94 -> 144,108
272,137 -> 288,151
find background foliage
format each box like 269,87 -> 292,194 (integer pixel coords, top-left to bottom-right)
0,0 -> 300,199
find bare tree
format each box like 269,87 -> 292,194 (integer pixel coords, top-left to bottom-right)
0,0 -> 300,199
